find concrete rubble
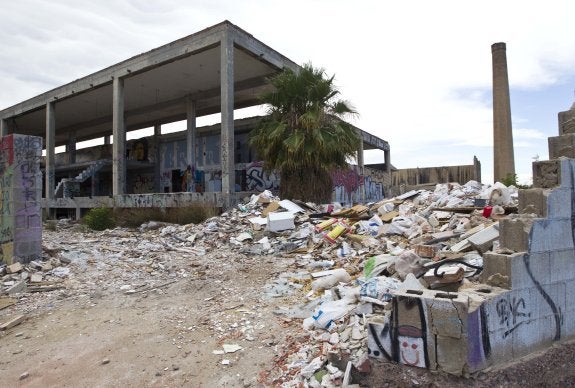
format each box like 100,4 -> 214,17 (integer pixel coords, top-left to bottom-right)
1,181 -> 524,385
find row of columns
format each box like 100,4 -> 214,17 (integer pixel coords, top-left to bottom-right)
40,32 -> 237,203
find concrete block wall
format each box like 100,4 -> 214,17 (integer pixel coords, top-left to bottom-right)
0,134 -> 43,264
369,156 -> 575,375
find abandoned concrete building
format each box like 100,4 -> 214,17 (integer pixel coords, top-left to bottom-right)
0,21 -> 391,219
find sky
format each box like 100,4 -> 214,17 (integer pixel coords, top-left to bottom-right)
1,0 -> 575,185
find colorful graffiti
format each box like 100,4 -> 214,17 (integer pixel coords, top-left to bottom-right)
0,134 -> 43,264
332,166 -> 384,204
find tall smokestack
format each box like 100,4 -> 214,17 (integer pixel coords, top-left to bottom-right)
491,42 -> 515,182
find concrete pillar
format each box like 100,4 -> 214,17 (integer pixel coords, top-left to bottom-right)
45,102 -> 56,201
186,98 -> 197,169
154,124 -> 162,192
104,135 -> 111,145
491,42 -> 515,182
220,32 -> 235,199
67,131 -> 77,164
112,77 -> 126,196
0,118 -> 8,136
357,135 -> 365,203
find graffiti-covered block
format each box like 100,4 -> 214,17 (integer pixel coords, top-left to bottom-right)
0,134 -> 42,264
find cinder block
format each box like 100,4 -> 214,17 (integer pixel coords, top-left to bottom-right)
499,216 -> 535,252
481,252 -> 536,290
518,188 -> 548,217
428,295 -> 468,339
559,159 -> 575,189
435,336 -> 468,376
549,249 -> 575,283
558,109 -> 575,135
549,134 -> 575,159
533,160 -> 561,189
546,188 -> 573,219
529,218 -> 574,253
515,252 -> 550,289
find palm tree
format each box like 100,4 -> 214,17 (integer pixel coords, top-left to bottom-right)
250,63 -> 360,203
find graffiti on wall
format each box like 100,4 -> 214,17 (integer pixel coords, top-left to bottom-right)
332,166 -> 384,204
0,134 -> 43,264
133,173 -> 155,194
246,161 -> 280,192
245,161 -> 385,202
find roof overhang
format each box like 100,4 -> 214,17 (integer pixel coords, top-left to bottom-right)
0,21 -> 299,147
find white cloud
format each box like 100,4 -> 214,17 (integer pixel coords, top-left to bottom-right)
1,0 -> 574,184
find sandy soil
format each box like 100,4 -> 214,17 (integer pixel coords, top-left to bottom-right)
1,222 -> 575,387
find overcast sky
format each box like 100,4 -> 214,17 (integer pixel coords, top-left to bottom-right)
1,0 -> 575,184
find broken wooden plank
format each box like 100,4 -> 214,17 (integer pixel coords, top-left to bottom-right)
0,314 -> 26,331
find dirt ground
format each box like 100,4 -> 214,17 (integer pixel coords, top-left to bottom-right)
1,223 -> 575,387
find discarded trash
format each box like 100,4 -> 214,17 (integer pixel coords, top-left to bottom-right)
311,268 -> 351,291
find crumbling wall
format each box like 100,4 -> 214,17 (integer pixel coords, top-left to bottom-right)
391,158 -> 481,196
369,130 -> 575,375
0,134 -> 43,264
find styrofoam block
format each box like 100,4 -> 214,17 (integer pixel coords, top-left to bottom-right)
267,212 -> 295,232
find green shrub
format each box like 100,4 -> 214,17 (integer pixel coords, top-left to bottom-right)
83,207 -> 116,231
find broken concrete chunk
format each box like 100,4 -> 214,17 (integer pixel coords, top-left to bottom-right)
467,223 -> 499,253
6,262 -> 23,274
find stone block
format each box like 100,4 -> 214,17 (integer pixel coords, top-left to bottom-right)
6,262 -> 23,274
549,133 -> 575,159
518,188 -> 548,217
529,218 -> 574,254
499,216 -> 535,252
546,188 -> 573,219
467,223 -> 499,253
558,108 -> 575,135
533,160 -> 561,189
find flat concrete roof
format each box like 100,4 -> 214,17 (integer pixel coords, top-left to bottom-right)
0,21 -> 299,147
0,20 -> 389,153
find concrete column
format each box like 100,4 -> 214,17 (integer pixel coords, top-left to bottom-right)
104,135 -> 111,145
492,42 -> 515,182
112,77 -> 126,196
357,135 -> 365,203
0,118 -> 8,137
385,149 -> 391,174
67,131 -> 77,164
220,32 -> 235,199
186,98 -> 197,168
154,124 -> 162,192
45,102 -> 56,201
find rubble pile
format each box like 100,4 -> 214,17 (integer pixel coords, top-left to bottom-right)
0,180 -> 519,386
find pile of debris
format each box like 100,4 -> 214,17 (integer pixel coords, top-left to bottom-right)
231,181 -> 517,386
0,180 -> 518,386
